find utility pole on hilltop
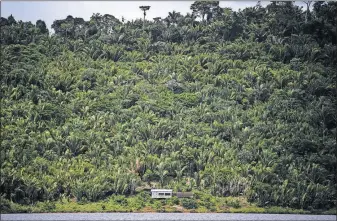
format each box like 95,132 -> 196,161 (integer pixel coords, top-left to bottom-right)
139,6 -> 151,29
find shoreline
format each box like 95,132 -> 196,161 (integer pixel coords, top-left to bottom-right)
2,212 -> 336,214
2,195 -> 335,215
2,208 -> 336,215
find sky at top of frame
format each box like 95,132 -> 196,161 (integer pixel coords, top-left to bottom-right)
1,1 -> 309,31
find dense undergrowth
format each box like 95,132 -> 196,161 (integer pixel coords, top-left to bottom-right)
1,1 -> 336,213
3,191 -> 335,214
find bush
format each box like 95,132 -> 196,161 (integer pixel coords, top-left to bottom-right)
137,191 -> 151,202
194,191 -> 216,209
171,196 -> 180,205
165,196 -> 180,206
41,201 -> 56,211
113,195 -> 128,206
4,201 -> 32,213
181,198 -> 198,209
226,198 -> 241,208
0,197 -> 12,213
128,196 -> 145,210
152,201 -> 162,211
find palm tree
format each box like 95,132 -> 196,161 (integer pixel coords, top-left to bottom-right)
156,162 -> 168,187
166,11 -> 182,26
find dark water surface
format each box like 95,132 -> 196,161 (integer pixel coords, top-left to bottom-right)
1,213 -> 336,221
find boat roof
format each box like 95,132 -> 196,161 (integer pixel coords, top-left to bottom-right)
151,189 -> 172,192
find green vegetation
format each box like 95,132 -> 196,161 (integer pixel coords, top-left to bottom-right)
0,191 -> 317,214
1,1 -> 336,214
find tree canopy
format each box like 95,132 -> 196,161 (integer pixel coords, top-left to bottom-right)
1,1 -> 336,212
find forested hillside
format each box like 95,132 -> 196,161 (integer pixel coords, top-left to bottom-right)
1,1 -> 336,213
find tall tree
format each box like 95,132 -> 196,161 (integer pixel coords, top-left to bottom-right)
36,20 -> 48,34
190,1 -> 220,22
303,1 -> 312,23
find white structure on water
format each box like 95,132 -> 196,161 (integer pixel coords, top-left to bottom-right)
151,189 -> 173,198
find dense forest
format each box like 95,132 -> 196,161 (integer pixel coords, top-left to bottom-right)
1,1 -> 336,213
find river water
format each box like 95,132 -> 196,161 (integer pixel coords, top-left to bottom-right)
1,213 -> 336,221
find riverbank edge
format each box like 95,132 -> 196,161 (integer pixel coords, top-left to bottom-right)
2,201 -> 336,215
